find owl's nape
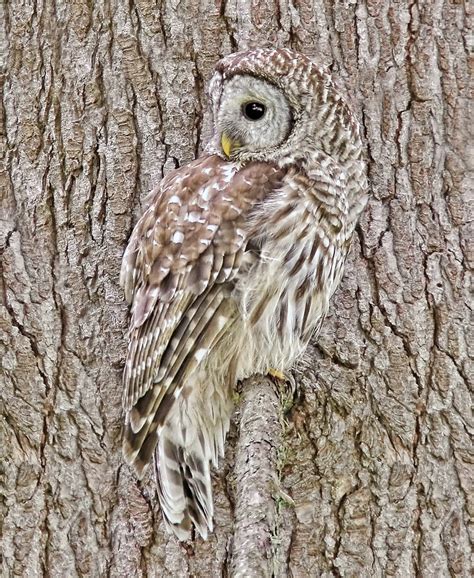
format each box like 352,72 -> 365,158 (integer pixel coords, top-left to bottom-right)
120,48 -> 367,541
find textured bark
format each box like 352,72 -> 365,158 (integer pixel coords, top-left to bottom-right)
230,376 -> 282,577
1,1 -> 471,577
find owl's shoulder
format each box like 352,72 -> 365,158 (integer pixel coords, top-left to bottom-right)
142,155 -> 286,228
120,155 -> 286,305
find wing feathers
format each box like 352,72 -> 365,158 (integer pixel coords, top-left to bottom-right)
123,291 -> 233,474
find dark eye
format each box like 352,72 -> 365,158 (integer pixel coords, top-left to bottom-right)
242,102 -> 266,121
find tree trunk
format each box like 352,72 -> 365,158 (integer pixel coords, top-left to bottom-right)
1,1 -> 471,576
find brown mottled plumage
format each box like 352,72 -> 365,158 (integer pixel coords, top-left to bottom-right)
121,48 -> 368,540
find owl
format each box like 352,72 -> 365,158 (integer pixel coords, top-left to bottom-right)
120,48 -> 368,540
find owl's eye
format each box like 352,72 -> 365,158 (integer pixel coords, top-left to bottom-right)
242,102 -> 266,121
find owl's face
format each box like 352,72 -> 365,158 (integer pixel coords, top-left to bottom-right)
207,48 -> 362,166
215,75 -> 293,159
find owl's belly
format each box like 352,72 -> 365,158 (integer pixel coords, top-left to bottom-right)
231,237 -> 341,381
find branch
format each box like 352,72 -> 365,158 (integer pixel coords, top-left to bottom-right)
230,376 -> 282,578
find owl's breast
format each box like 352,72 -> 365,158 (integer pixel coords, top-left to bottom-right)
231,181 -> 347,377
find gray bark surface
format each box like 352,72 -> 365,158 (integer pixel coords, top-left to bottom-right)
1,1 -> 471,576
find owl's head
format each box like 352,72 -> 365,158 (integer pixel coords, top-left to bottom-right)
207,48 -> 362,165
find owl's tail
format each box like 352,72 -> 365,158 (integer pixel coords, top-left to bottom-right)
154,410 -> 217,541
123,388 -> 231,541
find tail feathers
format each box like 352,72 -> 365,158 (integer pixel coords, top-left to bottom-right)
122,398 -> 232,540
156,427 -> 213,540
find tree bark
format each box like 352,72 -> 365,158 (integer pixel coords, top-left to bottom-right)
1,1 -> 471,576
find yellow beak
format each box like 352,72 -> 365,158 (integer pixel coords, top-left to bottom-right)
221,133 -> 239,157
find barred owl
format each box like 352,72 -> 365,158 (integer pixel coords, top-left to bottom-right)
121,48 -> 368,540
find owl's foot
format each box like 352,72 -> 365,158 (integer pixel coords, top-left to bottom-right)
268,368 -> 298,413
268,368 -> 288,381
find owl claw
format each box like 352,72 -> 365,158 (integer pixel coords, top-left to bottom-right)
268,369 -> 298,413
268,368 -> 287,381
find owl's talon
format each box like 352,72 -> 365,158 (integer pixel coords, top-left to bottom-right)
268,368 -> 287,381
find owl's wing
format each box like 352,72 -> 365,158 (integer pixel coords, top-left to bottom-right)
120,155 -> 282,476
